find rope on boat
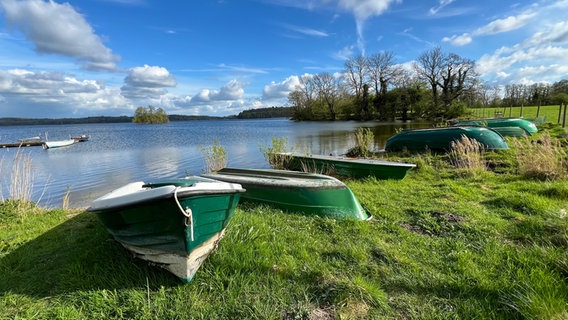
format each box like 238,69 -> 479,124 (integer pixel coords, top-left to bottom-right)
174,187 -> 194,242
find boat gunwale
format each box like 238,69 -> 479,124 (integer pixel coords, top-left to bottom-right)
278,152 -> 417,168
202,168 -> 348,190
87,182 -> 245,212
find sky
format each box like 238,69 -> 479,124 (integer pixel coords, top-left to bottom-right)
0,0 -> 567,119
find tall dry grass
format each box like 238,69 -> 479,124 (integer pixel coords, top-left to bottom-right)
448,135 -> 487,172
511,134 -> 567,180
1,148 -> 38,216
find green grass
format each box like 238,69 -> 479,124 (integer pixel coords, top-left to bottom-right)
468,105 -> 565,124
1,125 -> 568,319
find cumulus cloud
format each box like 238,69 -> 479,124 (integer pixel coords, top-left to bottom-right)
189,80 -> 245,104
0,69 -> 103,95
262,75 -> 301,100
0,0 -> 120,71
121,65 -> 176,99
0,68 -> 132,116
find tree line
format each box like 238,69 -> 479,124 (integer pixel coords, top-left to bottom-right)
288,47 -> 568,121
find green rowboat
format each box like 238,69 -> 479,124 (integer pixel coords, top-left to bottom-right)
385,126 -> 509,152
274,152 -> 416,180
202,168 -> 370,220
88,176 -> 245,282
454,117 -> 538,133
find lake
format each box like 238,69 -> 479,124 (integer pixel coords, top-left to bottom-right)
0,118 -> 430,208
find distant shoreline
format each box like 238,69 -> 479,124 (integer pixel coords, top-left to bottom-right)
0,107 -> 294,126
0,115 -> 233,126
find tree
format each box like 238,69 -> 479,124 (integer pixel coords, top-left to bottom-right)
414,47 -> 477,119
368,51 -> 402,120
289,74 -> 318,120
132,105 -> 169,124
312,72 -> 341,120
414,47 -> 444,116
344,55 -> 371,119
438,53 -> 477,113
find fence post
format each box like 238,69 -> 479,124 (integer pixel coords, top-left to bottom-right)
562,102 -> 568,128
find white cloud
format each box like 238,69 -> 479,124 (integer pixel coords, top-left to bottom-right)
338,0 -> 400,21
0,0 -> 120,71
474,13 -> 535,35
121,65 -> 176,99
429,0 -> 455,15
189,80 -> 245,105
0,68 -> 131,115
443,12 -> 535,47
262,75 -> 301,100
442,33 -> 472,46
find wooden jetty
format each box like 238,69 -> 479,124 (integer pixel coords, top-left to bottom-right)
0,141 -> 44,148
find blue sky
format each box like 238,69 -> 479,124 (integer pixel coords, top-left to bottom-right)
0,0 -> 567,118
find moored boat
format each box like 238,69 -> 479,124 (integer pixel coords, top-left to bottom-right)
454,117 -> 537,133
87,176 -> 245,282
385,126 -> 509,152
202,168 -> 370,221
72,134 -> 89,142
42,139 -> 76,149
274,152 -> 416,180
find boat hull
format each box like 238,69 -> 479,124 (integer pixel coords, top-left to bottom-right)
43,139 -> 76,149
275,153 -> 416,180
385,126 -> 509,152
203,168 -> 370,220
454,118 -> 538,133
88,177 -> 244,282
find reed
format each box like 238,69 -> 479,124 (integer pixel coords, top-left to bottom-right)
511,134 -> 567,180
2,148 -> 37,216
200,139 -> 228,173
259,137 -> 291,169
448,135 -> 487,173
346,128 -> 374,158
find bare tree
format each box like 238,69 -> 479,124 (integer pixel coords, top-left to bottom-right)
312,72 -> 341,120
368,51 -> 402,119
438,53 -> 477,112
414,47 -> 444,114
288,74 -> 317,120
344,55 -> 371,119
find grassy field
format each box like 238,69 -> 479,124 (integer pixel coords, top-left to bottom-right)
1,125 -> 567,319
468,105 -> 566,125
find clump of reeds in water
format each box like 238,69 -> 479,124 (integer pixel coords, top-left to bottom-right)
346,128 -> 374,158
511,134 -> 567,180
259,137 -> 291,170
448,135 -> 486,173
200,139 -> 228,173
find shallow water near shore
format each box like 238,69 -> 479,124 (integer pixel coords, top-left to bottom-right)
0,118 -> 430,208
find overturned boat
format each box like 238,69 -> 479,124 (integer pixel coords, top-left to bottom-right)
88,176 -> 245,282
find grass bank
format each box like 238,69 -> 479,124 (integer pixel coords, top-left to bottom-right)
1,128 -> 567,319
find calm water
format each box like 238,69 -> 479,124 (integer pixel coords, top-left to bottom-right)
0,118 -> 430,208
